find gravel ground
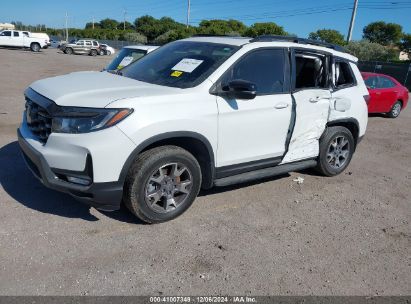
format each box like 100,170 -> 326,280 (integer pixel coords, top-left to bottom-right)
0,48 -> 410,296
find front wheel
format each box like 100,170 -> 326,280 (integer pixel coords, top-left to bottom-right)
387,101 -> 402,118
90,49 -> 97,56
30,43 -> 40,52
124,146 -> 202,224
316,126 -> 355,176
64,47 -> 73,55
106,50 -> 111,56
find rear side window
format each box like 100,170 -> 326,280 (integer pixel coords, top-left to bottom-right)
92,41 -> 98,46
86,41 -> 92,46
222,49 -> 287,95
295,52 -> 328,89
379,77 -> 396,88
13,32 -> 19,37
335,61 -> 355,88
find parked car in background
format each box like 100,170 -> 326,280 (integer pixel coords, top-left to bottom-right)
18,36 -> 368,223
23,32 -> 50,48
104,45 -> 159,71
0,30 -> 47,51
100,44 -> 115,56
362,72 -> 409,118
61,39 -> 101,56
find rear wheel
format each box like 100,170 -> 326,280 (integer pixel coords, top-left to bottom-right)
316,126 -> 355,176
124,146 -> 202,224
387,101 -> 402,118
30,43 -> 40,52
90,49 -> 97,56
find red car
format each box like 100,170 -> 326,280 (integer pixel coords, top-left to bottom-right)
361,72 -> 409,118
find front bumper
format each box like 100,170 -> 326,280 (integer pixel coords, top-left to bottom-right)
17,128 -> 123,211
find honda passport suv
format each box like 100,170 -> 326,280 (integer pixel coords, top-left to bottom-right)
18,36 -> 369,223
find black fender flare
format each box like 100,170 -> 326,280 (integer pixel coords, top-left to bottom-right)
118,131 -> 216,187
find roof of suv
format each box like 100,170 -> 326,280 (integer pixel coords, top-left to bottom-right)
182,35 -> 357,62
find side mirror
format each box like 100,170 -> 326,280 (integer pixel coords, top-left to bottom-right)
221,79 -> 257,100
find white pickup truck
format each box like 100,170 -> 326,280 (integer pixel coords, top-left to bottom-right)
0,30 -> 48,52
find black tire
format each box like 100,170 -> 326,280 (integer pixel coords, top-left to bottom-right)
30,43 -> 40,52
107,50 -> 111,56
316,126 -> 355,177
90,49 -> 97,56
387,101 -> 402,118
124,146 -> 202,224
64,47 -> 73,55
99,50 -> 105,56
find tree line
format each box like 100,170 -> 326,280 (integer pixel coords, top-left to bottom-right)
12,16 -> 411,61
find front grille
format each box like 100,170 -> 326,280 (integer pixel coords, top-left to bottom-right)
25,98 -> 52,143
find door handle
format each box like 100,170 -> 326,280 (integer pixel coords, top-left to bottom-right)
275,103 -> 289,109
309,96 -> 320,103
309,96 -> 332,103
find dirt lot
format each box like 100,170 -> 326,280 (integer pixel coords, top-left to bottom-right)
0,48 -> 410,296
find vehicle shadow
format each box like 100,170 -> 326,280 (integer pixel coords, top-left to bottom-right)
0,141 -> 140,224
368,113 -> 388,118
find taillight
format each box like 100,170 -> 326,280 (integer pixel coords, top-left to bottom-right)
363,95 -> 370,105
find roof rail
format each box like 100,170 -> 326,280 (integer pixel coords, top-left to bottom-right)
250,35 -> 347,53
192,34 -> 249,38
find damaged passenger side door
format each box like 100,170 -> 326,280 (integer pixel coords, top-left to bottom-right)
282,49 -> 331,163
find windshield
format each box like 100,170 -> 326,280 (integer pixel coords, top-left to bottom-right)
121,41 -> 240,88
106,48 -> 148,71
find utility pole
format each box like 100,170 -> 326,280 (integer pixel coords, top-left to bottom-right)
65,12 -> 68,42
123,9 -> 127,30
186,0 -> 191,28
92,16 -> 95,30
347,0 -> 358,42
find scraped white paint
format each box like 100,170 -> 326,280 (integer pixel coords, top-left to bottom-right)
281,89 -> 331,164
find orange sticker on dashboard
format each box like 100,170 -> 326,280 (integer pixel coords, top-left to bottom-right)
171,70 -> 183,77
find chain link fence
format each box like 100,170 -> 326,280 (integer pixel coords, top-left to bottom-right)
358,61 -> 411,90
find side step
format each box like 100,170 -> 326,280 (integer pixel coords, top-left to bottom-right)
214,159 -> 317,187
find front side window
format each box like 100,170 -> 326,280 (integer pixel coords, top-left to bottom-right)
1,31 -> 11,36
365,76 -> 378,89
295,52 -> 327,89
335,61 -> 355,88
86,41 -> 92,46
92,41 -> 98,46
121,41 -> 239,89
220,48 -> 287,94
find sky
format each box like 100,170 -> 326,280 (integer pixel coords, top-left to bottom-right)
1,0 -> 410,40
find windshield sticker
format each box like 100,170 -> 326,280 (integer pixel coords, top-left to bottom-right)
118,56 -> 134,69
171,70 -> 183,77
172,58 -> 203,73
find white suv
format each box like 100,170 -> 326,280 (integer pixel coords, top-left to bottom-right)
18,36 -> 369,223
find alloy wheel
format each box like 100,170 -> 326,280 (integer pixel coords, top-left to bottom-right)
144,162 -> 193,213
392,103 -> 401,117
326,136 -> 350,169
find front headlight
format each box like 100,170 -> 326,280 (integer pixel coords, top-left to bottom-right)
51,107 -> 133,134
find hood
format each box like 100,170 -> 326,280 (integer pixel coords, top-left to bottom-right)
29,71 -> 183,107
